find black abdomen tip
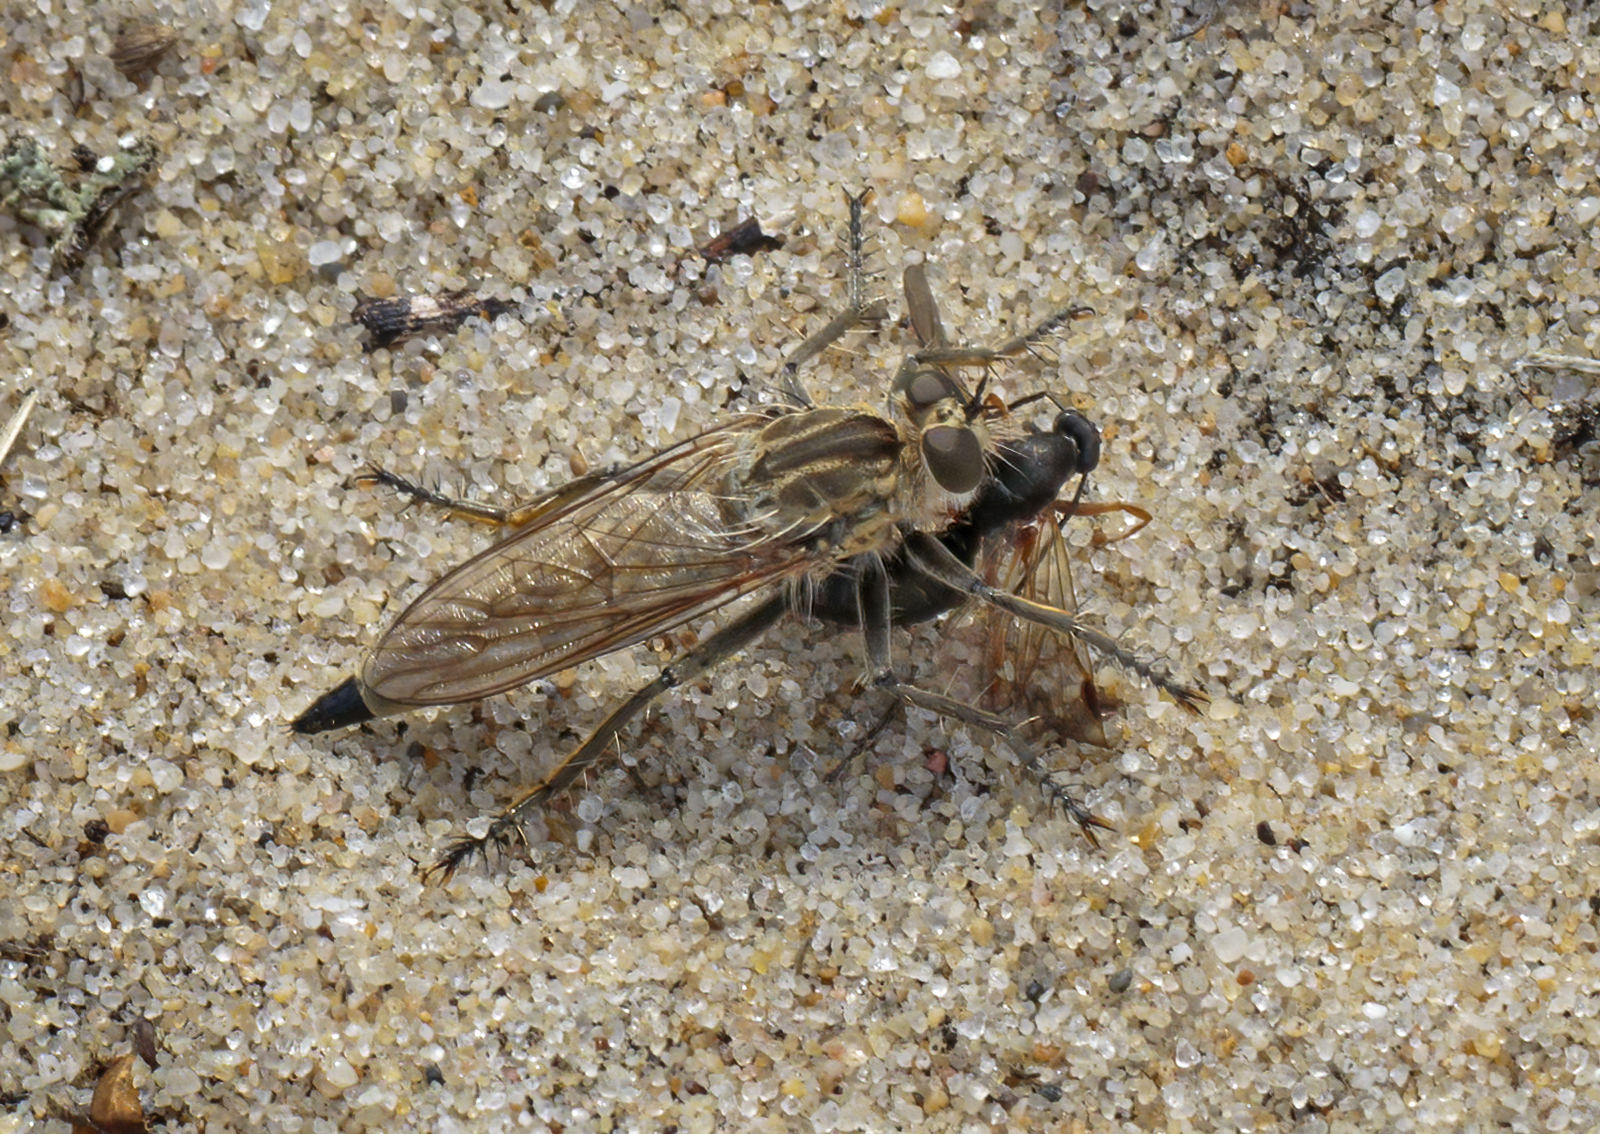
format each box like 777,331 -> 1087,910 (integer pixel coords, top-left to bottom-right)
291,677 -> 375,734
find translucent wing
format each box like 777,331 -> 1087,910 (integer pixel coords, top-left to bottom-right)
981,501 -> 1151,747
361,415 -> 828,706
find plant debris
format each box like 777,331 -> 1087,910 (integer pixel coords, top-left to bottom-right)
0,136 -> 157,274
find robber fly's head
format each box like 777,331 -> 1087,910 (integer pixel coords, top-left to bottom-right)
896,366 -> 989,495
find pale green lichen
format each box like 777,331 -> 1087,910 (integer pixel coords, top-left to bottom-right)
0,136 -> 157,275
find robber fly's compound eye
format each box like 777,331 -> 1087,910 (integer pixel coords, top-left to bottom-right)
1056,410 -> 1101,476
904,369 -> 961,417
922,423 -> 985,494
900,368 -> 984,493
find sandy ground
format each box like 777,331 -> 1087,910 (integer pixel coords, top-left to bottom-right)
3,1 -> 1599,1131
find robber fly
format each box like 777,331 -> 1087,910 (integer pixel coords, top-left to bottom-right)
294,192 -> 1204,879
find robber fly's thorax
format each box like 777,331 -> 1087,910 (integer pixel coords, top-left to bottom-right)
729,406 -> 901,557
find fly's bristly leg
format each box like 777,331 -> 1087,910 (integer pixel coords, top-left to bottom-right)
912,304 -> 1096,372
357,465 -> 621,531
822,697 -> 903,786
900,530 -> 1208,711
779,189 -> 888,406
879,675 -> 1114,845
425,595 -> 790,882
895,262 -> 1095,382
355,467 -> 521,528
850,541 -> 1111,842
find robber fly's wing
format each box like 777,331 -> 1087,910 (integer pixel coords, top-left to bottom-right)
361,416 -> 815,706
983,505 -> 1109,747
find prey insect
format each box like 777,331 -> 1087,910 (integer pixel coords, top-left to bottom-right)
294,192 -> 1204,879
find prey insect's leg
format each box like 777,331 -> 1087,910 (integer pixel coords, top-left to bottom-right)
1065,500 -> 1152,543
780,189 -> 888,406
852,550 -> 1111,841
900,531 -> 1207,710
426,595 -> 790,882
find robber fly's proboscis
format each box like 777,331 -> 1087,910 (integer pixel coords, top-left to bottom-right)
294,191 -> 1205,880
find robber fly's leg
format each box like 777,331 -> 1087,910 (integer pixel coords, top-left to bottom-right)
814,555 -> 896,785
821,698 -> 903,785
882,679 -> 1111,843
425,595 -> 790,882
780,189 -> 889,406
901,531 -> 1208,710
852,553 -> 1110,840
354,467 -> 519,527
911,302 -> 1094,370
357,467 -> 617,530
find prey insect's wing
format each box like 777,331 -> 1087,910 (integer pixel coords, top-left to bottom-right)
361,415 -> 818,707
982,499 -> 1158,744
903,264 -> 949,351
982,502 -> 1109,747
